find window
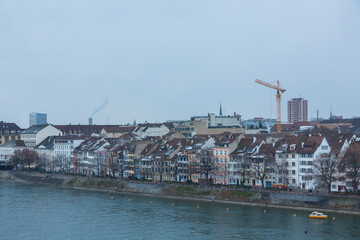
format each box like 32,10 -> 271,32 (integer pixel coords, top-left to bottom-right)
292,179 -> 296,184
290,144 -> 296,151
292,170 -> 295,175
292,154 -> 295,158
292,162 -> 295,167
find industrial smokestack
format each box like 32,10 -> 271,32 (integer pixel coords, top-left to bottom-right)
317,110 -> 319,122
89,118 -> 93,125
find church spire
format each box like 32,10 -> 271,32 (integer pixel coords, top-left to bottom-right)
219,102 -> 223,116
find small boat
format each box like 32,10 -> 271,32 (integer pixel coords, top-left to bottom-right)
309,211 -> 328,219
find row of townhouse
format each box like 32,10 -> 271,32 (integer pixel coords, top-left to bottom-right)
227,134 -> 356,191
37,131 -> 360,192
3,121 -> 360,192
61,132 -> 360,192
73,137 -> 109,175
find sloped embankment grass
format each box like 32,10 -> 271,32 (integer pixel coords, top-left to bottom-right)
164,186 -> 218,198
326,198 -> 358,210
220,190 -> 263,202
66,177 -> 125,190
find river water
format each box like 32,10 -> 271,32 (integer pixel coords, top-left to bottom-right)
0,182 -> 360,240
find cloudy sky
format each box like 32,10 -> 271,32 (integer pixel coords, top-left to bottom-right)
0,0 -> 359,128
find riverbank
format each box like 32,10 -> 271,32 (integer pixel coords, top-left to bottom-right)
2,171 -> 360,216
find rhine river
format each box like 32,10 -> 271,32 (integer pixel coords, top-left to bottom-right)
1,182 -> 360,240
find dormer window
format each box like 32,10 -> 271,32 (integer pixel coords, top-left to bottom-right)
290,144 -> 296,151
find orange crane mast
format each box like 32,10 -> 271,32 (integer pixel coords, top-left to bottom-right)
255,79 -> 286,133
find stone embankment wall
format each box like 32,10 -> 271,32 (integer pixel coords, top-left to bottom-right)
2,171 -> 360,214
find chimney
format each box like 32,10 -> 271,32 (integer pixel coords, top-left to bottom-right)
89,118 -> 93,125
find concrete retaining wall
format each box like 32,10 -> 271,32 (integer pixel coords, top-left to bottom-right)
2,171 -> 360,215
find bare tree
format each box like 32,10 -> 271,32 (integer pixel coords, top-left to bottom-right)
188,155 -> 199,182
343,144 -> 360,193
108,154 -> 118,177
238,156 -> 251,186
36,154 -> 48,171
22,149 -> 39,170
313,152 -> 339,193
54,155 -> 66,173
171,158 -> 178,182
251,156 -> 274,188
277,160 -> 289,186
199,149 -> 213,185
9,149 -> 39,171
9,150 -> 22,170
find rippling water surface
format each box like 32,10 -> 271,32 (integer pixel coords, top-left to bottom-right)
1,182 -> 360,240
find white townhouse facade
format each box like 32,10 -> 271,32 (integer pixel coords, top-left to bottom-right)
298,136 -> 331,190
53,136 -> 86,160
0,140 -> 26,164
53,135 -> 87,172
275,143 -> 300,188
21,125 -> 62,148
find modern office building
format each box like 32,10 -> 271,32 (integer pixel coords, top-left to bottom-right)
287,98 -> 308,123
29,112 -> 47,127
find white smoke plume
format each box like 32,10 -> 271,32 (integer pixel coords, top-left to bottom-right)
90,98 -> 108,118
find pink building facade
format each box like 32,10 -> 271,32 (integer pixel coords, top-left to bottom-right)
287,98 -> 308,123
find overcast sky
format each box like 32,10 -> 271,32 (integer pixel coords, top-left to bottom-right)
1,0 -> 359,128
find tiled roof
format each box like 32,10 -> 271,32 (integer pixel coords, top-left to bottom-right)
74,137 -> 109,152
22,125 -> 48,134
35,136 -> 55,149
0,140 -> 25,147
342,142 -> 360,164
53,135 -> 87,141
54,125 -> 119,135
0,121 -> 22,134
271,122 -> 317,133
298,136 -> 324,154
102,126 -> 135,133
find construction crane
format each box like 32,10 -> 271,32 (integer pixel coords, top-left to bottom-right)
255,79 -> 286,133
